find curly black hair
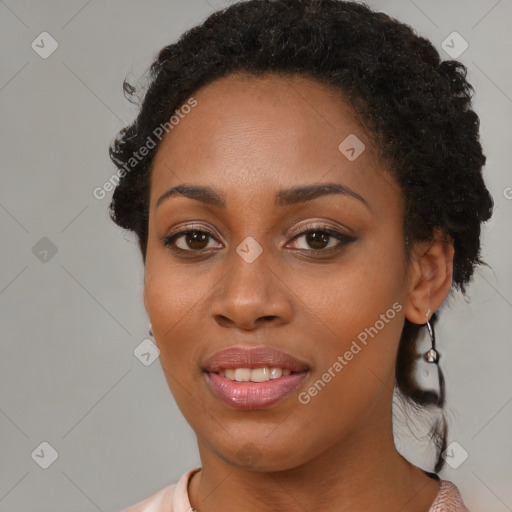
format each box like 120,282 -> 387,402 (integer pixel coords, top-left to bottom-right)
108,0 -> 494,474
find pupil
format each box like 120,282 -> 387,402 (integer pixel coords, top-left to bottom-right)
307,232 -> 329,249
187,231 -> 208,249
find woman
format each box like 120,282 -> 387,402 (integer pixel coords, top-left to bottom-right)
108,1 -> 494,510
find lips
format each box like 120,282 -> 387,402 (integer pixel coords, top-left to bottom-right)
203,346 -> 309,373
203,345 -> 310,410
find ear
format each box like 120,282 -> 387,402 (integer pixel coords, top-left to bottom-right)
404,228 -> 455,324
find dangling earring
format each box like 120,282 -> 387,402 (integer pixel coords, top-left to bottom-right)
424,309 -> 439,364
148,323 -> 153,337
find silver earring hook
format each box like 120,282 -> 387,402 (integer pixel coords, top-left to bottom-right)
424,317 -> 439,363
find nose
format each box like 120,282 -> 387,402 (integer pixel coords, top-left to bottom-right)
209,245 -> 293,331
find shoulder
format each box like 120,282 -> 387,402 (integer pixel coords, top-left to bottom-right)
429,480 -> 469,512
122,483 -> 177,512
122,468 -> 200,512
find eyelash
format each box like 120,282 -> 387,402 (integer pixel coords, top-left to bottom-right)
162,223 -> 355,257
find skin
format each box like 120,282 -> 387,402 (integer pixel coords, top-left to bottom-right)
143,73 -> 455,512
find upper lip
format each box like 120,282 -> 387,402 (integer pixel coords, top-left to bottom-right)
203,345 -> 310,373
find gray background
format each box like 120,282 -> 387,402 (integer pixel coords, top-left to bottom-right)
0,0 -> 511,510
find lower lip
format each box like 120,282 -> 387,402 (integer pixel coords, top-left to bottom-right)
205,371 -> 309,410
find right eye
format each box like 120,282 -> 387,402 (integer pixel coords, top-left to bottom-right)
162,229 -> 222,253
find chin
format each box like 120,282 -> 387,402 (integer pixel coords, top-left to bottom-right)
203,430 -> 314,473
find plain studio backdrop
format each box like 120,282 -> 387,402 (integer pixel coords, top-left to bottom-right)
0,1 -> 511,511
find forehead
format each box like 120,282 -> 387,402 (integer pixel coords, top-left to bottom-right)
150,72 -> 400,213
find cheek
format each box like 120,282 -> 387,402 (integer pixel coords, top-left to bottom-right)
144,246 -> 212,329
291,235 -> 406,405
144,266 -> 205,419
293,230 -> 405,337
143,253 -> 206,372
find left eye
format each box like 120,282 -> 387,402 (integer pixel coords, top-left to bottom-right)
288,228 -> 354,252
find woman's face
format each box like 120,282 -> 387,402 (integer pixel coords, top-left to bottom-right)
144,73 -> 419,470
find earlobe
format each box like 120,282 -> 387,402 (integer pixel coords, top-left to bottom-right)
403,229 -> 455,324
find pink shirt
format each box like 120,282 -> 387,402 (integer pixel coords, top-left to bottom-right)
123,468 -> 469,511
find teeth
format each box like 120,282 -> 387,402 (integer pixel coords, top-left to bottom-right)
249,367 -> 269,382
270,367 -> 282,379
218,367 -> 294,382
234,368 -> 251,382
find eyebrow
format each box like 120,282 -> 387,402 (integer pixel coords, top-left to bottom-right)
156,182 -> 368,209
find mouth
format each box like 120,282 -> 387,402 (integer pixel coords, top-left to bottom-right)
203,346 -> 310,410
